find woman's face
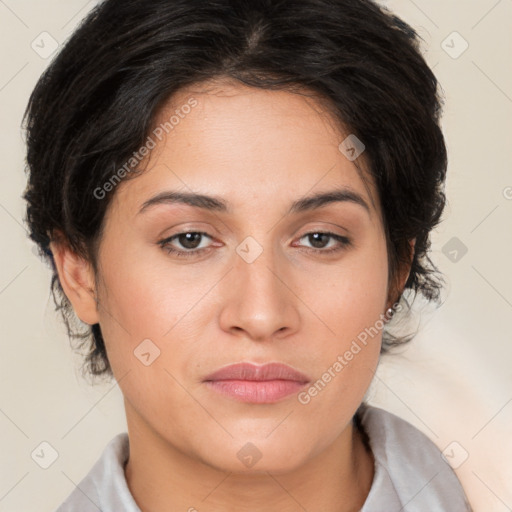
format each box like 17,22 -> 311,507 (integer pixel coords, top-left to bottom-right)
91,80 -> 391,472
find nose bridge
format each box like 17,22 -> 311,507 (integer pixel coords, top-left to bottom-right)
237,236 -> 282,295
218,235 -> 300,340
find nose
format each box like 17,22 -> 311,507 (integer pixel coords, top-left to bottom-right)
218,241 -> 301,342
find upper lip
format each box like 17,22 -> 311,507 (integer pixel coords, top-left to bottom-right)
203,362 -> 310,383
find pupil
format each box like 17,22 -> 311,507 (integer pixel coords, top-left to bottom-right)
179,232 -> 201,249
310,233 -> 328,248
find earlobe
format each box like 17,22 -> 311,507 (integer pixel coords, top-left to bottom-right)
49,239 -> 100,325
388,238 -> 416,308
399,238 -> 416,290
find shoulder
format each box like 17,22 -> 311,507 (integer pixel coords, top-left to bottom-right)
357,404 -> 472,512
54,433 -> 140,512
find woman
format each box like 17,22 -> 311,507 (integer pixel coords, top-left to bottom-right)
23,0 -> 472,510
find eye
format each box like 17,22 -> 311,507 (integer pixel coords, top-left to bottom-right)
158,231 -> 214,258
158,230 -> 351,260
295,231 -> 351,254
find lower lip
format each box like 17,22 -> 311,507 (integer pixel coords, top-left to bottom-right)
204,379 -> 308,403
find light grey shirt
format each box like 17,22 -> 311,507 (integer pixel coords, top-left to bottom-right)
55,405 -> 472,511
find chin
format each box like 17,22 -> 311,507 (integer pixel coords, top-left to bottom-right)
195,436 -> 312,475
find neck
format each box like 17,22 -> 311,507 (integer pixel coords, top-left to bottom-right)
124,402 -> 374,512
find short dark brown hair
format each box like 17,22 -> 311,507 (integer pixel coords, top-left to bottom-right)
23,0 -> 447,377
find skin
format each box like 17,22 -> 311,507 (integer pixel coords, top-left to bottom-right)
51,79 -> 412,512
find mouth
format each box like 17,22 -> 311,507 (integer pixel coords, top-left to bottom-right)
203,362 -> 310,404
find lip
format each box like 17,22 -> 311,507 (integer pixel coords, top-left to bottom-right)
203,362 -> 310,404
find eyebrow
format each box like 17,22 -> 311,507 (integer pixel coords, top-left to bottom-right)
138,187 -> 370,215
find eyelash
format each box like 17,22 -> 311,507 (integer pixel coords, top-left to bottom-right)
157,231 -> 351,259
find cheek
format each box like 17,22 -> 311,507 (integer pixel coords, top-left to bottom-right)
94,245 -> 227,403
94,253 -> 214,435
304,232 -> 389,342
96,242 -> 210,335
298,235 -> 388,405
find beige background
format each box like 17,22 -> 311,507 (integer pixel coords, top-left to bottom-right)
0,1 -> 511,511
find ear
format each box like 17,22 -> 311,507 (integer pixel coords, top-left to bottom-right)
49,238 -> 100,325
388,238 -> 416,308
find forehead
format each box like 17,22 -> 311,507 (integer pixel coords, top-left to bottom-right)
110,80 -> 380,220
